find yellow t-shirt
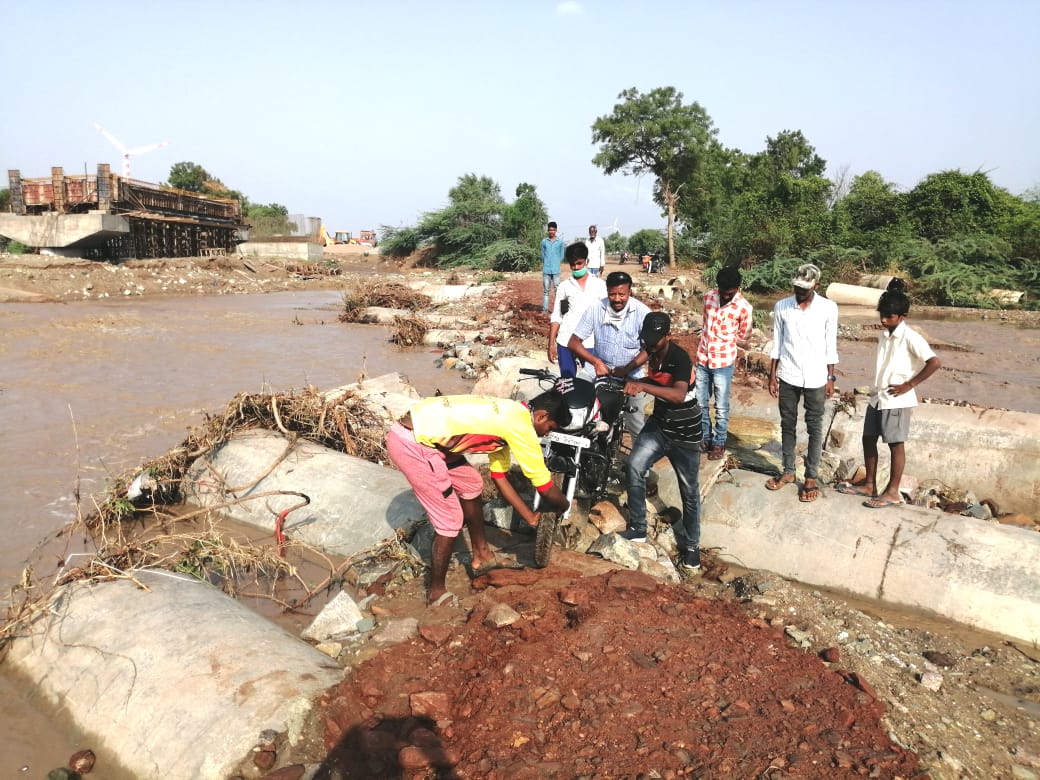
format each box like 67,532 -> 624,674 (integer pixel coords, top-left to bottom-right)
409,395 -> 553,491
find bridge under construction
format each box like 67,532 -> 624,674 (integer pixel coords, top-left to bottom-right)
1,164 -> 248,259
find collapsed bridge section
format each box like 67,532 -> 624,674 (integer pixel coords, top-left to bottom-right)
1,164 -> 249,259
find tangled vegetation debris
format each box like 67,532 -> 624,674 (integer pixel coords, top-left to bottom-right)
338,281 -> 431,323
1,386 -> 396,656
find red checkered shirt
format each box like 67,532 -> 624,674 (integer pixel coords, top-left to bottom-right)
697,290 -> 753,369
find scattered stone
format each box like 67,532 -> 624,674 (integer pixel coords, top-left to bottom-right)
483,602 -> 522,628
588,502 -> 627,534
923,650 -> 957,668
820,647 -> 841,663
784,626 -> 812,647
410,691 -> 452,720
918,671 -> 943,691
68,749 -> 95,774
418,623 -> 454,645
371,617 -> 419,645
302,591 -> 364,642
314,641 -> 343,658
253,749 -> 277,771
587,533 -> 642,569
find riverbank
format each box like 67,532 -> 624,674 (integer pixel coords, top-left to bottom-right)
3,251 -> 1039,778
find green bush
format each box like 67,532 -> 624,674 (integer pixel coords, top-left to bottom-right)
379,225 -> 425,258
6,240 -> 29,255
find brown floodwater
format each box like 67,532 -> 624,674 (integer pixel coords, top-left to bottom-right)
0,290 -> 473,777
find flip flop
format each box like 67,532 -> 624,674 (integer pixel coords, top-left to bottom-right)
799,485 -> 821,503
765,476 -> 795,491
707,445 -> 726,461
836,482 -> 874,497
468,561 -> 523,578
862,497 -> 904,509
427,591 -> 459,608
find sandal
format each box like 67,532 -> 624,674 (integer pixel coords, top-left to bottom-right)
707,445 -> 726,461
427,591 -> 459,608
765,475 -> 795,491
799,485 -> 821,503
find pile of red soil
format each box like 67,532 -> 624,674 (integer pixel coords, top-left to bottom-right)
318,567 -> 920,779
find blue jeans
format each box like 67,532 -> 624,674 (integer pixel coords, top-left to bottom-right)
542,273 -> 559,312
778,379 -> 825,479
695,363 -> 735,448
556,343 -> 579,378
624,418 -> 701,550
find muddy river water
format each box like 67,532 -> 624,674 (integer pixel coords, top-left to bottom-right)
0,290 -> 474,775
1,290 -> 1038,775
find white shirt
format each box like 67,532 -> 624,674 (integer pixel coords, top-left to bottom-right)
550,274 -> 609,347
870,321 -> 936,409
585,236 -> 606,270
769,292 -> 839,388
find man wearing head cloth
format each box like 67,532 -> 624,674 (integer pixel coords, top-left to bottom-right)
764,264 -> 839,502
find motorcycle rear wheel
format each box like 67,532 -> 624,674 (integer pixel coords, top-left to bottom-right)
533,511 -> 561,568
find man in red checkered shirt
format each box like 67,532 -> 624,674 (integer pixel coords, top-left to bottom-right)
695,266 -> 753,460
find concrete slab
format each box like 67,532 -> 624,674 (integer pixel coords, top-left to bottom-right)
827,397 -> 1040,515
185,429 -> 425,557
675,468 -> 1040,644
5,571 -> 342,780
720,391 -> 1040,516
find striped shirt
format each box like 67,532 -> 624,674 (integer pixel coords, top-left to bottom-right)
697,290 -> 753,369
573,297 -> 651,377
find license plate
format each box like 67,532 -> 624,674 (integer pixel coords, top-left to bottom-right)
545,431 -> 591,448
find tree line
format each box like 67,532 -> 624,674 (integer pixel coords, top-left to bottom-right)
380,86 -> 1039,308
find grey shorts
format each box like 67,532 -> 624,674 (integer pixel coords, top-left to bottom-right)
863,405 -> 911,444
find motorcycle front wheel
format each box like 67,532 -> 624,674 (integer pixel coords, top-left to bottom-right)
533,511 -> 561,568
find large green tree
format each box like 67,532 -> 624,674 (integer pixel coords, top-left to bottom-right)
592,87 -> 719,265
905,170 -> 1005,241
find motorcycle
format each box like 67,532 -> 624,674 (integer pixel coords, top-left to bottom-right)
518,368 -> 631,567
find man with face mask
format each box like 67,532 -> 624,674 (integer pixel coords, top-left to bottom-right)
548,242 -> 608,377
765,263 -> 839,502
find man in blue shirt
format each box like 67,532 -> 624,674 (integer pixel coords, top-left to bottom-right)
540,221 -> 566,312
567,270 -> 651,434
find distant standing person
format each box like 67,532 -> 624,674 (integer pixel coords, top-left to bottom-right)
548,242 -> 608,378
585,224 -> 606,277
541,221 -> 566,312
765,263 -> 839,502
620,312 -> 704,572
837,280 -> 940,508
695,266 -> 753,461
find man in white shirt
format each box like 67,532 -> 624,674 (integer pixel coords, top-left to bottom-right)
548,242 -> 608,377
585,225 -> 606,277
765,264 -> 839,502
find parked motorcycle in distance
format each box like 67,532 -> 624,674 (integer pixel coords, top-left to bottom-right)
518,368 -> 631,567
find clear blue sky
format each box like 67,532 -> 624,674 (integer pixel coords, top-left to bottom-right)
3,1 -> 1038,243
